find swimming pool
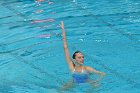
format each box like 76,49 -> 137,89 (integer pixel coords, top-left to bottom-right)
0,0 -> 140,93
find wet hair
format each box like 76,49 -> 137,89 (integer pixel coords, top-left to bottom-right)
72,51 -> 82,59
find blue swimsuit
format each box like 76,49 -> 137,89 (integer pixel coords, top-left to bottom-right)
72,67 -> 89,83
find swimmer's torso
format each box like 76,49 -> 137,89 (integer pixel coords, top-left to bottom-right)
72,67 -> 89,83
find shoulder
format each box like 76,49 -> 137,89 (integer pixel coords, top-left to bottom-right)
84,66 -> 95,72
69,63 -> 75,72
84,66 -> 93,69
83,66 -> 95,72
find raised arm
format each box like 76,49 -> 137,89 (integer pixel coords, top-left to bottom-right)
60,21 -> 74,71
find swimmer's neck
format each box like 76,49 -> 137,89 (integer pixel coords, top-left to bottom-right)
74,65 -> 83,69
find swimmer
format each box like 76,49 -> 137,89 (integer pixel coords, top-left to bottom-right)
59,21 -> 106,92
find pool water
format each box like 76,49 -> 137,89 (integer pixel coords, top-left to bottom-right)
0,0 -> 140,93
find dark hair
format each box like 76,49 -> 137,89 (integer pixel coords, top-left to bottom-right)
72,51 -> 82,59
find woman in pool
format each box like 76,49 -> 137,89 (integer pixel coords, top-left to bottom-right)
60,21 -> 106,91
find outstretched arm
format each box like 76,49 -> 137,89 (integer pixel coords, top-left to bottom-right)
86,66 -> 106,81
60,21 -> 74,71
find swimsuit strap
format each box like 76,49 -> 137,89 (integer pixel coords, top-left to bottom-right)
73,67 -> 84,73
73,68 -> 75,72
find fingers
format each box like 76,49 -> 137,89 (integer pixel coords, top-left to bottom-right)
60,21 -> 64,29
61,21 -> 64,25
60,21 -> 64,27
101,72 -> 106,76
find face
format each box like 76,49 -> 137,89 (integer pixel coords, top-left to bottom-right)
74,53 -> 84,65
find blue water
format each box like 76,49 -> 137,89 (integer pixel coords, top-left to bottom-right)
0,0 -> 140,93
